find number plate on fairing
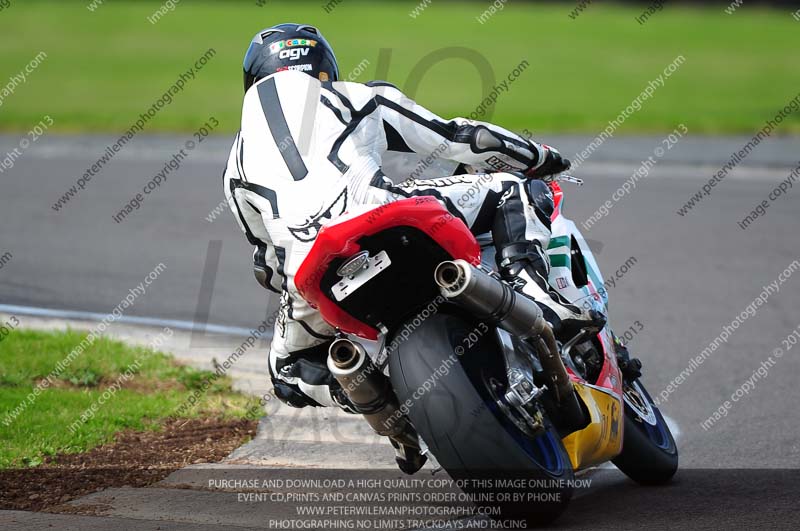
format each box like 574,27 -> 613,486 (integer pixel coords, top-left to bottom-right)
331,251 -> 391,301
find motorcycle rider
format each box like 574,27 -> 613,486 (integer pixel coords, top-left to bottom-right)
223,23 -> 605,418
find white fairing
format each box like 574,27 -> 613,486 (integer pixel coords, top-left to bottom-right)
548,212 -> 609,315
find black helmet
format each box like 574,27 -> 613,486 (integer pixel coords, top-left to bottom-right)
242,23 -> 339,92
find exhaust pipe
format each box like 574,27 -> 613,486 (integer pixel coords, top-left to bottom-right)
435,260 -> 576,407
435,260 -> 547,340
327,338 -> 417,444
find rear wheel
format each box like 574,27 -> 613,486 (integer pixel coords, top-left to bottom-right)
612,379 -> 679,484
389,311 -> 574,525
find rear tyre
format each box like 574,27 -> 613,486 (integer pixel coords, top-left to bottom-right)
389,311 -> 574,525
612,379 -> 678,485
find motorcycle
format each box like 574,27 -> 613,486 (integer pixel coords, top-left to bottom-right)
295,175 -> 678,524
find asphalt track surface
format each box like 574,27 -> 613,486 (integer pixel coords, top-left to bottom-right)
1,133 -> 799,527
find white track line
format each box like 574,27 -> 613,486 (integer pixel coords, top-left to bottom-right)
663,414 -> 682,442
0,303 -> 257,337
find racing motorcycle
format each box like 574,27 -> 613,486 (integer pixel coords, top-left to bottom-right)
295,175 -> 678,524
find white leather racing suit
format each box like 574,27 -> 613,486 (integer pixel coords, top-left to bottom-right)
223,70 -> 559,408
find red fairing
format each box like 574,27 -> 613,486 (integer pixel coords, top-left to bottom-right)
593,331 -> 624,396
549,181 -> 564,222
295,197 -> 481,340
565,331 -> 624,396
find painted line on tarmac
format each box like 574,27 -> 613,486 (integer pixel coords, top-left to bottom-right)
663,414 -> 682,441
1,135 -> 793,181
0,303 -> 256,337
582,162 -> 794,182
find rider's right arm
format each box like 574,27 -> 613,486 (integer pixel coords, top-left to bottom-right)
349,81 -> 549,174
223,135 -> 282,294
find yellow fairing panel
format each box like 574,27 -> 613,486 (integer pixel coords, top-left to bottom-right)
561,383 -> 624,470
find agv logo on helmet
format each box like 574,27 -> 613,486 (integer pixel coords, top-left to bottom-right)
279,48 -> 310,61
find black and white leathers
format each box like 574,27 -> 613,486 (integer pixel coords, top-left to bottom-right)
223,70 -> 559,408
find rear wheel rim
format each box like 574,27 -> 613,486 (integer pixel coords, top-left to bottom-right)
477,366 -> 568,476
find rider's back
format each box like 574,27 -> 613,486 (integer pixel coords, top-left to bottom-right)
239,71 -> 383,220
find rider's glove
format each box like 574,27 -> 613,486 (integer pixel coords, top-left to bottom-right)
525,145 -> 571,179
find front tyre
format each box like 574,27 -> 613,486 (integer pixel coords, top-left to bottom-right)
389,311 -> 573,525
612,379 -> 679,484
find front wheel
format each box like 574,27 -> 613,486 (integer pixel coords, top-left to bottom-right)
612,379 -> 679,484
389,311 -> 574,525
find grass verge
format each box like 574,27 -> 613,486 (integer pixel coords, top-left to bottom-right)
0,328 -> 260,469
0,1 -> 798,134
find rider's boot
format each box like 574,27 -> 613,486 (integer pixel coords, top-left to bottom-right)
389,438 -> 427,475
498,240 -> 606,339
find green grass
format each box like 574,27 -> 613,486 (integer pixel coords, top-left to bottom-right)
0,1 -> 798,134
0,329 -> 259,468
